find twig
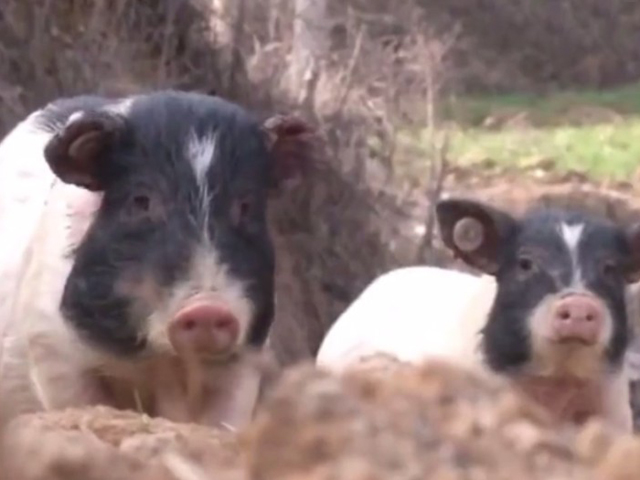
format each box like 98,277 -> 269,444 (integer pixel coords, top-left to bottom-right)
227,0 -> 247,98
335,25 -> 366,113
415,132 -> 450,263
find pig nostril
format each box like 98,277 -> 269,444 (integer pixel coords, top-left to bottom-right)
586,314 -> 594,322
559,309 -> 571,320
182,319 -> 197,331
213,317 -> 234,332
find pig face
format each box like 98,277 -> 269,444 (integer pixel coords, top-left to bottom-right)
436,198 -> 640,379
38,91 -> 317,362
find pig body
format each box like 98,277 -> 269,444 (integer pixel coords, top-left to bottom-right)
317,200 -> 640,432
316,266 -> 488,369
0,91 -> 316,429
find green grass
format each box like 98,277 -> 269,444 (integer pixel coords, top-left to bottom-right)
451,121 -> 640,179
402,82 -> 640,181
444,82 -> 640,127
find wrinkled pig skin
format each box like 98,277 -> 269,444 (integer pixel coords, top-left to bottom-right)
318,199 -> 640,432
0,90 -> 319,431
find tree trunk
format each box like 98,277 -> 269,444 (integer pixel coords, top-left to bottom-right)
287,0 -> 330,110
211,0 -> 238,45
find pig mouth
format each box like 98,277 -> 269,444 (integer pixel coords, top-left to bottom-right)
550,337 -> 594,347
171,343 -> 242,366
197,349 -> 241,365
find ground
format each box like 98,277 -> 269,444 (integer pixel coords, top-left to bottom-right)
5,357 -> 640,480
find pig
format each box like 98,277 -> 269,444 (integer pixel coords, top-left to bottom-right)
316,198 -> 640,432
0,90 -> 317,430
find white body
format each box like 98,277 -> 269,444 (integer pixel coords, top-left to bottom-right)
0,108 -> 261,430
316,266 -> 634,432
317,266 -> 489,370
0,110 -> 121,427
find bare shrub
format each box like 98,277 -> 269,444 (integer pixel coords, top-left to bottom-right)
247,2 -> 462,363
415,0 -> 640,91
0,0 -> 241,135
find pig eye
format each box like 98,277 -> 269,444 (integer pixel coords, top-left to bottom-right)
123,192 -> 161,221
231,197 -> 254,228
600,259 -> 619,278
132,194 -> 151,212
517,255 -> 536,274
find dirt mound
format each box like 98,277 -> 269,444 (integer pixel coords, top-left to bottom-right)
6,358 -> 640,479
248,358 -> 599,480
0,406 -> 243,480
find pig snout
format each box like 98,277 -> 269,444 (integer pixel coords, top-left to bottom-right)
550,294 -> 604,345
168,300 -> 240,357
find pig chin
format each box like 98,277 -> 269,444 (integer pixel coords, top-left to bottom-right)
526,291 -> 613,380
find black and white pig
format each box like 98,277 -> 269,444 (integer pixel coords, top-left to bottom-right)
317,198 -> 640,432
0,90 -> 317,430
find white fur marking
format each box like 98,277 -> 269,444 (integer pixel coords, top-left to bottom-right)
65,98 -> 133,133
186,131 -> 218,186
560,222 -> 585,287
104,97 -> 134,117
66,111 -> 85,125
186,131 -> 218,243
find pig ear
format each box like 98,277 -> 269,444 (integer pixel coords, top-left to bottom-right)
623,222 -> 640,283
43,110 -> 126,192
262,114 -> 319,191
435,198 -> 519,275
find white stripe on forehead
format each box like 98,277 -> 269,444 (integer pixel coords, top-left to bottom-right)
559,222 -> 585,287
186,130 -> 218,244
186,130 -> 218,185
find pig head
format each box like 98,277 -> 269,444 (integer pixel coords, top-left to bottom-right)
437,198 -> 640,430
0,91 -> 319,430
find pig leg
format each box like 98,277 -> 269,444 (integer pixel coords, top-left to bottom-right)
197,360 -> 262,430
149,359 -> 193,424
23,331 -> 107,411
6,251 -> 107,413
0,333 -> 106,429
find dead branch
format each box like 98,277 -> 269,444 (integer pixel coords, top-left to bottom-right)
415,132 -> 450,263
335,25 -> 366,113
